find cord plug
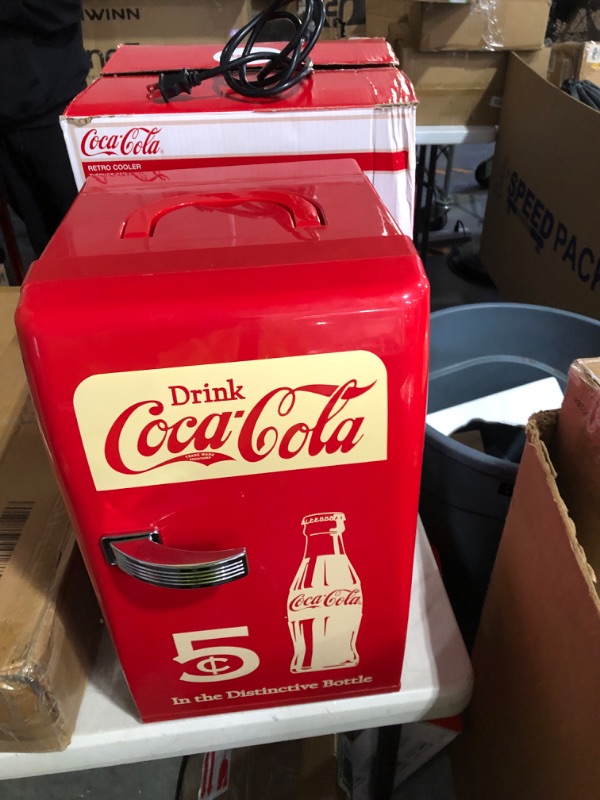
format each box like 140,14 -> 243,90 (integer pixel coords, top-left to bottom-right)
147,69 -> 196,102
145,0 -> 325,102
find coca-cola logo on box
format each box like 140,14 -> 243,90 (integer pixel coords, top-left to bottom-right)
80,126 -> 162,157
74,351 -> 387,490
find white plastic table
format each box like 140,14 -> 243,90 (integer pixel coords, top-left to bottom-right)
0,520 -> 472,781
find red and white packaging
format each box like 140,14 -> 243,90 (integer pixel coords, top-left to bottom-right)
60,39 -> 417,235
16,159 -> 429,723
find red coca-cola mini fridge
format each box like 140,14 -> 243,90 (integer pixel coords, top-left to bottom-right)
16,159 -> 429,722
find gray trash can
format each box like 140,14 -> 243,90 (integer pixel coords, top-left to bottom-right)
419,302 -> 600,650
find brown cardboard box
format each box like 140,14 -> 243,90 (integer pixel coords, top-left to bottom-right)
451,394 -> 600,796
0,288 -> 101,752
82,0 -> 256,80
0,290 -> 27,456
394,45 -> 549,126
418,0 -> 551,51
82,0 -> 364,79
548,40 -> 600,87
366,0 -> 414,40
480,54 -> 600,319
370,0 -> 550,53
553,359 -> 600,572
395,44 -> 507,124
180,736 -> 342,799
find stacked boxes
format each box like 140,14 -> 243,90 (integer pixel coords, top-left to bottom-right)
82,0 -> 257,81
367,0 -> 552,125
82,0 -> 368,82
0,289 -> 101,752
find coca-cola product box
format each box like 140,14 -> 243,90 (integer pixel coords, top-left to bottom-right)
60,38 -> 417,235
15,158 -> 429,722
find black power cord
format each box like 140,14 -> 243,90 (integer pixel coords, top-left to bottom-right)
147,0 -> 325,102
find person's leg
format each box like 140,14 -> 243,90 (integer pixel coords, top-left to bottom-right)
0,122 -> 79,256
0,131 -> 50,256
24,123 -> 80,239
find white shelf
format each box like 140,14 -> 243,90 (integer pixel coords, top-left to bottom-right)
0,521 -> 472,780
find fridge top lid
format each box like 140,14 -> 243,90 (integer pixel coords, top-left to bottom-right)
31,159 -> 417,284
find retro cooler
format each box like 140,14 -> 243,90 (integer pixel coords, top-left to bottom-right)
16,159 -> 429,723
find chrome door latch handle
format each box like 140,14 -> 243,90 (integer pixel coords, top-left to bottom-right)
101,532 -> 248,589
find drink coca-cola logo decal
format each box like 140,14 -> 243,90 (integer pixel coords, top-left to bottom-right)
74,351 -> 387,490
80,126 -> 162,157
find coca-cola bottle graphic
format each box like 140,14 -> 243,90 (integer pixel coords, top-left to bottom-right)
288,512 -> 363,673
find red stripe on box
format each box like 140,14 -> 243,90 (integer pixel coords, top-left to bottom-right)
82,150 -> 410,178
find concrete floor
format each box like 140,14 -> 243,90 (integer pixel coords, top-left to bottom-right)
0,748 -> 457,800
0,143 -> 496,799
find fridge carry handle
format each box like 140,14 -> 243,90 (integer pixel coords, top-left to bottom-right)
102,532 -> 248,589
120,190 -> 324,238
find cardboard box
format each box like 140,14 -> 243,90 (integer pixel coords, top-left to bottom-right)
480,54 -> 600,319
0,290 -> 28,456
418,0 -> 551,52
548,40 -> 600,87
180,736 -> 342,799
337,717 -> 462,797
367,0 -> 414,40
82,0 -> 255,81
82,0 -> 366,81
395,44 -> 507,125
451,399 -> 600,797
0,288 -> 101,752
371,0 -> 550,52
61,39 -> 417,235
553,359 -> 600,572
394,45 -> 549,125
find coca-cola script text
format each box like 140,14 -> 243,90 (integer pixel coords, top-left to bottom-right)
74,351 -> 388,490
81,126 -> 162,157
105,380 -> 375,475
288,588 -> 363,611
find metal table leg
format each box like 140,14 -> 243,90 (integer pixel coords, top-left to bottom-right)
369,724 -> 403,799
419,145 -> 439,264
438,145 -> 455,214
413,145 -> 427,247
413,144 -> 440,265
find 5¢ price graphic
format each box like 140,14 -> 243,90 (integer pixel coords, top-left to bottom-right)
173,627 -> 260,683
